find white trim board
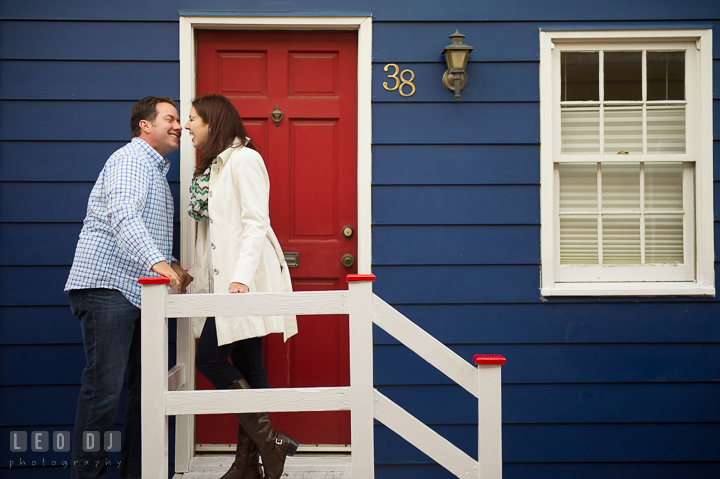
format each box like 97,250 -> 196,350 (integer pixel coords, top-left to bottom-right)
176,15 -> 373,473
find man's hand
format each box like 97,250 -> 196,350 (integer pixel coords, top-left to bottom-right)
171,262 -> 194,294
151,261 -> 181,289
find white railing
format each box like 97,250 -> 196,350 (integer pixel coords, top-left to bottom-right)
139,274 -> 505,479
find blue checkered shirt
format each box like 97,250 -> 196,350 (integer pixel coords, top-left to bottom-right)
65,137 -> 176,308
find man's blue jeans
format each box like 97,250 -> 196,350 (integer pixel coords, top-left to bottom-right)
69,288 -> 142,479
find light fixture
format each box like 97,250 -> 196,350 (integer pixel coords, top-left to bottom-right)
441,30 -> 474,100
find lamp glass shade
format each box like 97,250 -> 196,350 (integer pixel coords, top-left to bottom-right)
449,50 -> 468,70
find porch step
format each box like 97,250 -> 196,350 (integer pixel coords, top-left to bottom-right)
173,453 -> 352,479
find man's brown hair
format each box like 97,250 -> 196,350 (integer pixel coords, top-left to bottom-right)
130,96 -> 177,138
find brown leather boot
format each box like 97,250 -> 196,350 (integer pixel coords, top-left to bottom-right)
220,380 -> 263,479
232,381 -> 299,479
244,442 -> 263,479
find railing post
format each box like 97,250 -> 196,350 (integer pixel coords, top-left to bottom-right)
140,277 -> 170,479
474,354 -> 506,479
174,314 -> 195,473
347,274 -> 376,479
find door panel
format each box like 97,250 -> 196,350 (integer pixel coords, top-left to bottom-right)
195,30 -> 357,445
292,120 -> 337,236
241,120 -> 268,157
289,53 -> 339,96
217,52 -> 267,95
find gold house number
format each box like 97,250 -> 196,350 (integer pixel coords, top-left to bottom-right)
383,63 -> 416,97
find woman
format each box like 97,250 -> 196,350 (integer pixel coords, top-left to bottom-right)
185,94 -> 298,479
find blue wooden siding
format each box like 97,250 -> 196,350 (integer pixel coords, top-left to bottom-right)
0,2 -> 719,479
367,7 -> 720,479
0,14 -> 183,478
373,145 -> 540,184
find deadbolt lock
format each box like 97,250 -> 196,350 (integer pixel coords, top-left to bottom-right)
341,254 -> 355,268
342,225 -> 355,239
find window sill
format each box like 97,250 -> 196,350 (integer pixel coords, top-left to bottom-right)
542,282 -> 715,297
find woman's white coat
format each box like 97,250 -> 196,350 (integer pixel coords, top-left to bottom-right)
188,141 -> 297,346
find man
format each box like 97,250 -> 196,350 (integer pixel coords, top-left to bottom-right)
65,96 -> 192,478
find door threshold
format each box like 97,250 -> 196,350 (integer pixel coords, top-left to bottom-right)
175,453 -> 352,478
196,443 -> 351,454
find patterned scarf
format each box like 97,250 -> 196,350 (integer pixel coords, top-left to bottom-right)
187,161 -> 213,222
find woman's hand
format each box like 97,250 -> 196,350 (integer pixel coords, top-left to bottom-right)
171,262 -> 194,294
229,282 -> 249,294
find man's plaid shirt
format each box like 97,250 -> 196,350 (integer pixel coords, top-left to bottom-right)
65,137 -> 176,308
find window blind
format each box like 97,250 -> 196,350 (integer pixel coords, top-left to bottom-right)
559,162 -> 684,265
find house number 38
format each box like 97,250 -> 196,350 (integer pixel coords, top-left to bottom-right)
383,64 -> 416,97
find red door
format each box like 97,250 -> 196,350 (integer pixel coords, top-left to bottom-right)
194,30 -> 358,446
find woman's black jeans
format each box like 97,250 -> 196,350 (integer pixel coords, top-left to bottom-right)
196,317 -> 269,390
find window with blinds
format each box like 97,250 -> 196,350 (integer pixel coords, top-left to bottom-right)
555,49 -> 695,282
539,30 -> 714,295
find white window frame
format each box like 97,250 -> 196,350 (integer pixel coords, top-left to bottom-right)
540,29 -> 714,296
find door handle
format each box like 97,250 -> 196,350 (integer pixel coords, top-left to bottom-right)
341,254 -> 355,268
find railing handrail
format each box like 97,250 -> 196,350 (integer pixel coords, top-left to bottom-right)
139,275 -> 504,479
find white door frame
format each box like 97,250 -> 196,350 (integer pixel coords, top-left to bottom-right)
175,15 -> 373,472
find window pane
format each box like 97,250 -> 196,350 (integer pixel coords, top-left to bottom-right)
647,51 -> 685,101
602,216 -> 641,264
560,216 -> 599,264
604,52 -> 642,101
561,106 -> 600,154
645,162 -> 683,210
559,163 -> 598,212
602,163 -> 640,210
561,52 -> 599,101
604,106 -> 642,155
646,215 -> 684,264
647,105 -> 686,153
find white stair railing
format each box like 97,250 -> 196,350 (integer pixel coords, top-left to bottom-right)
139,274 -> 505,479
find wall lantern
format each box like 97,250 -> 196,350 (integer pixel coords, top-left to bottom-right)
441,30 -> 474,100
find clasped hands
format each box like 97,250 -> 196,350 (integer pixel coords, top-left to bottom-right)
151,261 -> 194,294
151,261 -> 246,295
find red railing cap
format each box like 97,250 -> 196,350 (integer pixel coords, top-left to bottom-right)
473,354 -> 507,365
347,274 -> 376,282
138,277 -> 170,285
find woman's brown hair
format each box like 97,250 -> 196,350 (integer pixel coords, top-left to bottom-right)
191,94 -> 256,177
